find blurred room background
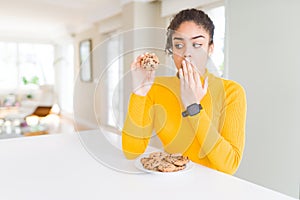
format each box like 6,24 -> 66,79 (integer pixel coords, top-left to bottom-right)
0,0 -> 299,198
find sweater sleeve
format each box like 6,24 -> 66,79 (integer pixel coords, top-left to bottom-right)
122,93 -> 154,159
187,83 -> 247,174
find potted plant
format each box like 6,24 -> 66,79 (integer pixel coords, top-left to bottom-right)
22,76 -> 39,99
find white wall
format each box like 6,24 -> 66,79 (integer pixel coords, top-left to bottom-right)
226,0 -> 300,198
74,1 -> 165,129
54,41 -> 74,114
73,26 -> 101,129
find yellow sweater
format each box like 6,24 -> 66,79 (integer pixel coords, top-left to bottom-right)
122,71 -> 247,175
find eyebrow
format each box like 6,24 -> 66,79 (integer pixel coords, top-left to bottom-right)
191,35 -> 205,40
173,35 -> 205,41
173,37 -> 184,41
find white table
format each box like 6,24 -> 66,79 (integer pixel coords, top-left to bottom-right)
0,130 -> 296,200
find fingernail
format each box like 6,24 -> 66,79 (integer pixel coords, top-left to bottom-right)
178,69 -> 182,77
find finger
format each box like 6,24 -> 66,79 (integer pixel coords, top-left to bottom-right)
185,57 -> 201,76
130,60 -> 137,70
178,68 -> 184,79
182,60 -> 189,84
179,68 -> 185,89
137,53 -> 146,60
131,54 -> 145,70
190,60 -> 199,74
131,58 -> 139,70
136,54 -> 145,66
185,57 -> 191,64
178,66 -> 183,79
194,70 -> 201,88
185,57 -> 196,70
187,61 -> 195,87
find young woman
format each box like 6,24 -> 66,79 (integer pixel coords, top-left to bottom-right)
122,8 -> 247,175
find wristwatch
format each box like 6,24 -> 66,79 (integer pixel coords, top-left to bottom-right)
182,103 -> 202,117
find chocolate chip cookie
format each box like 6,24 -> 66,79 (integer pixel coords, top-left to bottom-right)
140,53 -> 159,71
140,152 -> 189,173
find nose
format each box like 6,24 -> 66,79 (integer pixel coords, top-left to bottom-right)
183,53 -> 191,62
183,45 -> 192,58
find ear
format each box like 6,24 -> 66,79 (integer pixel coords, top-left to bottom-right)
208,43 -> 214,56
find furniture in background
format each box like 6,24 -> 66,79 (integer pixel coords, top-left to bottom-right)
0,85 -> 59,138
28,106 -> 52,117
0,104 -> 61,139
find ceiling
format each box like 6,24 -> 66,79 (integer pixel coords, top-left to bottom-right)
0,0 -> 128,42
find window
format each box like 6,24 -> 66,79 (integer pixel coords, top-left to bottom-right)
0,42 -> 18,90
0,42 -> 55,91
205,6 -> 225,77
56,44 -> 74,113
106,33 -> 123,129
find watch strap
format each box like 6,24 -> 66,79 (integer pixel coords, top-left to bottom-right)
182,110 -> 188,117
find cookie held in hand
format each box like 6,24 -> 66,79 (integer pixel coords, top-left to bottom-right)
140,53 -> 159,71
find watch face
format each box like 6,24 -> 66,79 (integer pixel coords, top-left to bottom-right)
187,104 -> 200,116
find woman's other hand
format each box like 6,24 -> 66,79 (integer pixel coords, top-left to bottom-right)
178,59 -> 208,109
131,53 -> 156,96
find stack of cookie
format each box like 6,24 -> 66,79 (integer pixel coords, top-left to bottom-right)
140,152 -> 189,172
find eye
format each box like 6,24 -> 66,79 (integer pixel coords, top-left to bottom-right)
193,43 -> 202,48
174,43 -> 184,49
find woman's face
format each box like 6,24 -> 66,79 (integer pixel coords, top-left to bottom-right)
171,21 -> 214,74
